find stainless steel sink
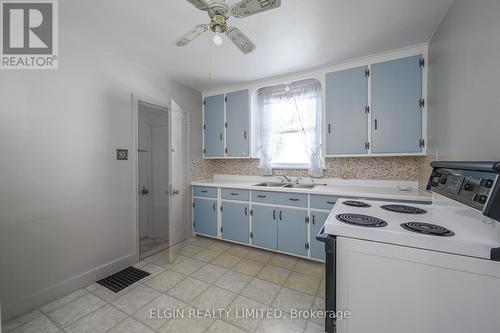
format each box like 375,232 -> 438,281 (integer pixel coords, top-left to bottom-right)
253,182 -> 286,187
283,183 -> 318,189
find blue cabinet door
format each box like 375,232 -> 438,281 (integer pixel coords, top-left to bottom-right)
326,66 -> 369,155
310,211 -> 329,260
204,94 -> 225,157
371,55 -> 423,153
226,90 -> 249,157
251,205 -> 277,250
277,208 -> 308,256
193,198 -> 217,236
222,201 -> 250,244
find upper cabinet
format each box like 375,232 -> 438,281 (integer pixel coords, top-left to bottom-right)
325,53 -> 425,156
371,55 -> 424,153
226,90 -> 249,157
203,89 -> 250,158
325,66 -> 369,155
204,94 -> 225,157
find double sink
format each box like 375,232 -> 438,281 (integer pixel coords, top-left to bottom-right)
253,182 -> 318,190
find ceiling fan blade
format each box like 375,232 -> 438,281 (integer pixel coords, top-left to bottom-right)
185,0 -> 210,11
230,0 -> 281,18
226,27 -> 256,54
174,24 -> 209,47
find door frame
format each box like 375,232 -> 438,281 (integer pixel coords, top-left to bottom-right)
131,94 -> 191,261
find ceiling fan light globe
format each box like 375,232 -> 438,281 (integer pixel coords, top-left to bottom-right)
213,33 -> 223,46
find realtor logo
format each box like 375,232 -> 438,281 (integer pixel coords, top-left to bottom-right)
1,0 -> 58,69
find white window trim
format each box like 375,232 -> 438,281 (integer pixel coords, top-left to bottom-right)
271,162 -> 310,169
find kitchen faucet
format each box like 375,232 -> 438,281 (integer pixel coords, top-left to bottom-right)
274,174 -> 291,183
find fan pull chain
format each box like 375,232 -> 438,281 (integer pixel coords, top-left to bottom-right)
208,28 -> 213,80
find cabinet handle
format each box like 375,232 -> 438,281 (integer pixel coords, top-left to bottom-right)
230,193 -> 239,196
201,190 -> 208,193
327,201 -> 335,204
374,119 -> 378,130
312,215 -> 316,225
243,130 -> 247,139
289,198 -> 300,202
279,211 -> 282,220
273,210 -> 276,220
213,203 -> 216,211
245,207 -> 248,216
328,124 -> 331,134
257,195 -> 266,198
220,133 -> 223,141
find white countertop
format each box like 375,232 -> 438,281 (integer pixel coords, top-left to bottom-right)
191,175 -> 431,202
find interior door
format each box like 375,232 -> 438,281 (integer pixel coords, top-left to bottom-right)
138,123 -> 151,239
151,126 -> 169,241
169,100 -> 188,246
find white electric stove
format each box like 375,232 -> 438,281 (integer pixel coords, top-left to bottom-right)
317,161 -> 500,333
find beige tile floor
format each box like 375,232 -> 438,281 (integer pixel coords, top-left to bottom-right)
2,237 -> 325,333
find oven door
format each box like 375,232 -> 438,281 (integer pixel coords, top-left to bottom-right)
316,226 -> 336,333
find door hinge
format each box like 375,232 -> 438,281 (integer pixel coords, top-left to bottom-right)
225,148 -> 228,154
419,99 -> 425,108
203,148 -> 206,155
305,242 -> 310,250
225,96 -> 227,102
419,58 -> 425,68
365,142 -> 370,150
193,221 -> 196,227
305,216 -> 310,224
250,232 -> 253,239
203,124 -> 206,130
365,69 -> 370,77
225,122 -> 227,128
192,202 -> 195,208
365,105 -> 370,114
419,139 -> 425,148
220,205 -> 223,212
203,99 -> 206,106
250,209 -> 253,216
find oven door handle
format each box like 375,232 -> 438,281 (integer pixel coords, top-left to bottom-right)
316,226 -> 330,243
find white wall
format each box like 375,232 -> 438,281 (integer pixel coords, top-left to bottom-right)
0,29 -> 200,320
428,0 -> 500,160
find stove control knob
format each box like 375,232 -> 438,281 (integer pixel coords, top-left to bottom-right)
464,183 -> 474,192
484,179 -> 494,189
473,194 -> 488,204
430,181 -> 439,187
432,172 -> 442,178
440,178 -> 447,185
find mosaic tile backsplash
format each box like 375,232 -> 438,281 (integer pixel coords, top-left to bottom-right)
192,156 -> 432,188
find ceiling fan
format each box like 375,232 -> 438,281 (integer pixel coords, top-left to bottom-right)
174,0 -> 281,54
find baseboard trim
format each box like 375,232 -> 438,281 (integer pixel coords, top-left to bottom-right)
1,252 -> 137,322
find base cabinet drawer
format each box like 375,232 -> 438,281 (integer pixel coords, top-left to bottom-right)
221,188 -> 250,201
193,186 -> 217,198
221,201 -> 250,244
252,190 -> 307,208
310,195 -> 338,210
310,211 -> 329,260
193,198 -> 218,236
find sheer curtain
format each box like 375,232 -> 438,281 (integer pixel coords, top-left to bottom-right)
258,79 -> 324,177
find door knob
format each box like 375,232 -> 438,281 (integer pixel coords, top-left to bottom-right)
140,186 -> 149,195
173,190 -> 180,195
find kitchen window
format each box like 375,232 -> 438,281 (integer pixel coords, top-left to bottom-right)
257,78 -> 324,177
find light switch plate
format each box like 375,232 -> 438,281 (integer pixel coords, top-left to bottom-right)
116,149 -> 128,160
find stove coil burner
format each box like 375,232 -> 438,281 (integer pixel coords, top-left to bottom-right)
336,214 -> 388,227
401,222 -> 455,236
342,200 -> 371,208
381,204 -> 427,215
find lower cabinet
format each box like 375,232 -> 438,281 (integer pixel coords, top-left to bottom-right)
193,198 -> 218,237
221,201 -> 250,244
251,205 -> 278,250
277,208 -> 308,256
310,211 -> 329,260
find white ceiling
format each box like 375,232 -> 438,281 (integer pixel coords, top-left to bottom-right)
62,0 -> 453,92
